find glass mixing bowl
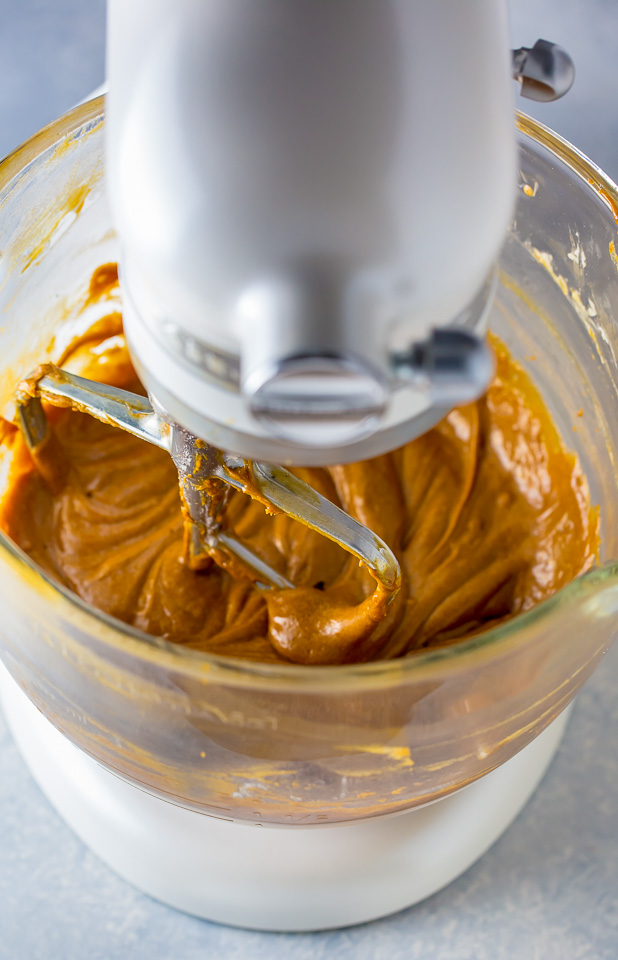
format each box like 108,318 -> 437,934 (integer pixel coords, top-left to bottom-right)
0,98 -> 617,826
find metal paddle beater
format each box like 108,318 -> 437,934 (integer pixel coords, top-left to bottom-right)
15,366 -> 401,594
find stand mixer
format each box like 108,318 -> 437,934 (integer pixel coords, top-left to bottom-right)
6,0 -> 618,934
14,1 -> 575,596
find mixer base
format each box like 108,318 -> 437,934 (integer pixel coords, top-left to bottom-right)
0,667 -> 570,932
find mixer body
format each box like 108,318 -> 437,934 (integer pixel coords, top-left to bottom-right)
106,0 -> 515,463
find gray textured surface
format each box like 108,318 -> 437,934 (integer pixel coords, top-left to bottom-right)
0,1 -> 617,958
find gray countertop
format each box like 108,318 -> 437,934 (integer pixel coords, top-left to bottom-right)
0,1 -> 617,958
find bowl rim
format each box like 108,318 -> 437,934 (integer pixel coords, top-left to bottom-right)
1,95 -> 617,688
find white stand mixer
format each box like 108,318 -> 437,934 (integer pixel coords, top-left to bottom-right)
0,0 -> 580,931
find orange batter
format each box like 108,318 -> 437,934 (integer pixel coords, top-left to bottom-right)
0,266 -> 599,665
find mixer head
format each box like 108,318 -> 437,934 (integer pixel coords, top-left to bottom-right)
106,0 -> 520,466
105,0 -> 572,466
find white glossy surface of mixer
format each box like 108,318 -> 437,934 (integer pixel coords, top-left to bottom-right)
0,666 -> 571,931
107,0 -> 515,461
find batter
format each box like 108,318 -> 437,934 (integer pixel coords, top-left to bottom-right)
0,267 -> 599,665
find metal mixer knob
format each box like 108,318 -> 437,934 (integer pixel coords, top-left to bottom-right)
247,354 -> 388,447
237,274 -> 389,447
512,40 -> 575,102
391,329 -> 494,407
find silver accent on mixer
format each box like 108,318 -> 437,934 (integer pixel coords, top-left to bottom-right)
512,40 -> 575,102
16,367 -> 401,595
235,271 -> 389,446
390,269 -> 497,405
247,353 -> 388,447
391,330 -> 494,407
157,320 -> 240,392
